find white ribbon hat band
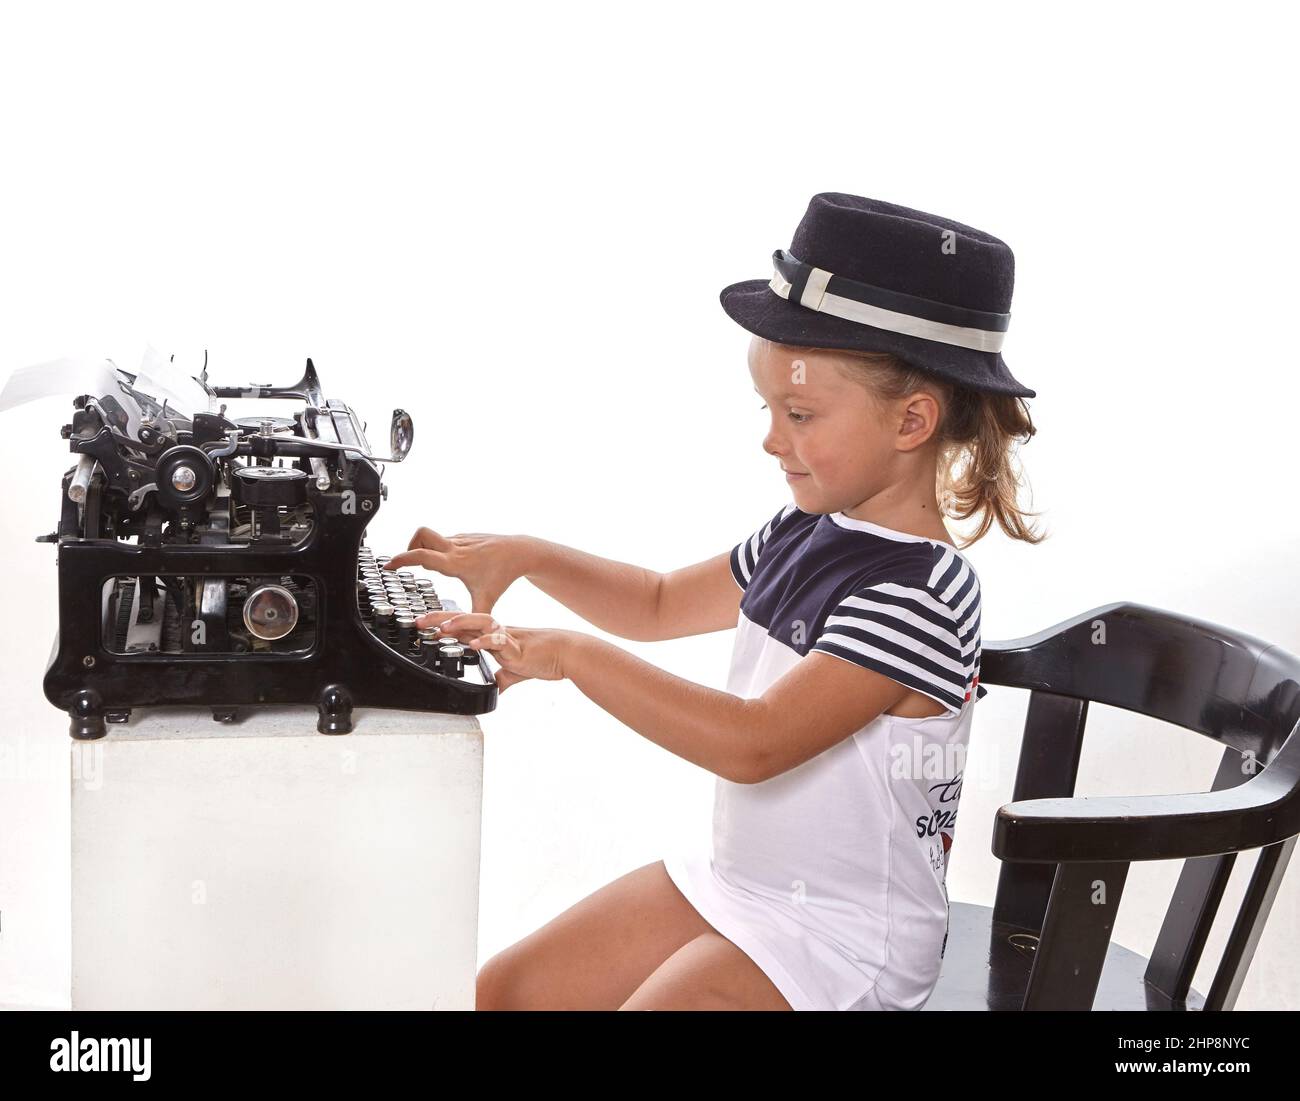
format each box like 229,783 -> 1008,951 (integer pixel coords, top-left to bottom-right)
768,249 -> 1010,354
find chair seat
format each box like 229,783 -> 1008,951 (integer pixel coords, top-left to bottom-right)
922,901 -> 1205,1011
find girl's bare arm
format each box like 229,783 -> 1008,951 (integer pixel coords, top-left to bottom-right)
427,613 -> 913,784
386,529 -> 740,642
520,540 -> 739,642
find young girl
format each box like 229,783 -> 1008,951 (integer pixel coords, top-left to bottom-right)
385,193 -> 1042,1011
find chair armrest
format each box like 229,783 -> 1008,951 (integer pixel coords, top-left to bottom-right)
993,745 -> 1300,862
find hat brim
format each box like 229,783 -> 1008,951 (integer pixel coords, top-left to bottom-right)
720,278 -> 1036,399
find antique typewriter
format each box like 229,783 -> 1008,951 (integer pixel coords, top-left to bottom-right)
25,354 -> 498,738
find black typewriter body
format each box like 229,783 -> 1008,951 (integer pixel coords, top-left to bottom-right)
39,358 -> 497,738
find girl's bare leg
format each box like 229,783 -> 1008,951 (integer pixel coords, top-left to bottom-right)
476,860 -> 715,1010
619,931 -> 794,1010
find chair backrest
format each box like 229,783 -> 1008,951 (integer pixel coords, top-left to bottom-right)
980,601 -> 1300,1009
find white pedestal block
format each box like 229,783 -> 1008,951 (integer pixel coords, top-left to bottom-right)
70,706 -> 483,1010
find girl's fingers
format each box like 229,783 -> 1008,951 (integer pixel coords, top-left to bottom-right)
472,630 -> 524,670
494,668 -> 525,693
459,627 -> 529,693
415,611 -> 501,638
407,526 -> 450,552
384,547 -> 444,572
384,528 -> 453,571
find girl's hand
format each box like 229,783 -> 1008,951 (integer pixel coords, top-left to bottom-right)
416,611 -> 577,693
384,529 -> 526,614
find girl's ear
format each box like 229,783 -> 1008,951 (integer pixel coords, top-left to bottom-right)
898,392 -> 941,449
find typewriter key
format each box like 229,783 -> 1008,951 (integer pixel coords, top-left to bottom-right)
436,641 -> 465,677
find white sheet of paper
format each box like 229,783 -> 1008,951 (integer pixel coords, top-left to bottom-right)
0,346 -> 213,421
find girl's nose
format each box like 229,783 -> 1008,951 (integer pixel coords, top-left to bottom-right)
763,424 -> 785,457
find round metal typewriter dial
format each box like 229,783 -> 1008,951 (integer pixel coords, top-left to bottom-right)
233,465 -> 310,508
236,416 -> 296,434
243,584 -> 300,640
156,444 -> 215,508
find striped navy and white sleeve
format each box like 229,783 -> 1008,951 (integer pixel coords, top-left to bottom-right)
811,546 -> 986,715
729,503 -> 798,590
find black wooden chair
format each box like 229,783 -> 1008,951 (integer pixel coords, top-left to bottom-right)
924,601 -> 1300,1011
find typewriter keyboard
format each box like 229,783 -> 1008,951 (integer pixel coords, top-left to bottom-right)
356,544 -> 481,678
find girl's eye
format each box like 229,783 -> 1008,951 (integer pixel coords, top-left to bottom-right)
759,402 -> 809,424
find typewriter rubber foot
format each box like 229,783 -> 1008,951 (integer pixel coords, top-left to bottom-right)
69,691 -> 106,740
317,684 -> 354,735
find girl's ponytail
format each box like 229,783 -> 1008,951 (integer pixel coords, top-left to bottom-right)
933,384 -> 1044,548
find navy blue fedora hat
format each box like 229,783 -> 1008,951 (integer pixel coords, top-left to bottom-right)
720,192 -> 1035,398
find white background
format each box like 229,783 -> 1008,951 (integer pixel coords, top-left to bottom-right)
1,1 -> 1297,1009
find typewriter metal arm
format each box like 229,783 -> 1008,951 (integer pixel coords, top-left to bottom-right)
204,357 -> 413,465
207,356 -> 326,404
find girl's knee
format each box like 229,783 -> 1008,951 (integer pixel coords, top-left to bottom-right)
475,950 -> 523,1011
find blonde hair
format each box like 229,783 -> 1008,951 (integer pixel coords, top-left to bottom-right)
804,345 -> 1045,549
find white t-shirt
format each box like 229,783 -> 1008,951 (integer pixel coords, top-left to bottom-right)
663,502 -> 984,1010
